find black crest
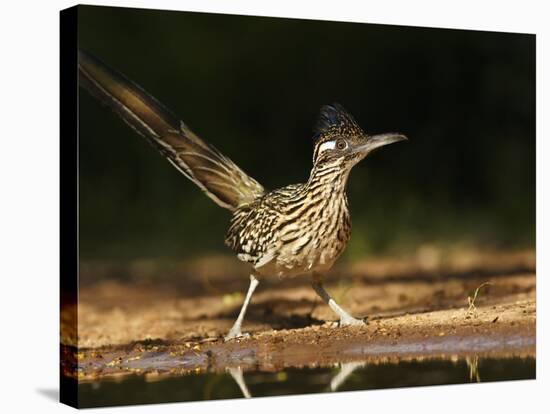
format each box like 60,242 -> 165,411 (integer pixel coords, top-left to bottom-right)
314,103 -> 365,139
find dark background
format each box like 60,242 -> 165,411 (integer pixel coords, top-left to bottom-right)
77,5 -> 535,261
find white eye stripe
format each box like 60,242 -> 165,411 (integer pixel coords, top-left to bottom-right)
318,140 -> 336,153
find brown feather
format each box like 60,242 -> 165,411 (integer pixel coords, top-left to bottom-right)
78,50 -> 265,210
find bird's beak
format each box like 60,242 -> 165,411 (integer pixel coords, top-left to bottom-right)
353,133 -> 408,154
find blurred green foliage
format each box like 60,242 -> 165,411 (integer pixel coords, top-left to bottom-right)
77,5 -> 535,260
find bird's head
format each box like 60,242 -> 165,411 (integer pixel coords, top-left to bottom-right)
312,104 -> 407,170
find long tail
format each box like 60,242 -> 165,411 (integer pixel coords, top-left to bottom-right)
78,50 -> 265,210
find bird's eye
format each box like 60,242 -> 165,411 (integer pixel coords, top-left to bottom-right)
336,139 -> 347,150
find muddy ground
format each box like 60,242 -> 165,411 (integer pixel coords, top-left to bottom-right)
62,248 -> 536,380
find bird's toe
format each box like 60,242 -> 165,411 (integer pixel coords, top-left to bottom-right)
338,316 -> 368,327
224,331 -> 251,342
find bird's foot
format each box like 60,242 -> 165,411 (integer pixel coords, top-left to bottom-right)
338,315 -> 368,327
224,329 -> 251,342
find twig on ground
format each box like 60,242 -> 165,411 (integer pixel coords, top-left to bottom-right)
467,281 -> 492,314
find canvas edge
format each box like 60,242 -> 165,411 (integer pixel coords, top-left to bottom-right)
60,4 -> 79,409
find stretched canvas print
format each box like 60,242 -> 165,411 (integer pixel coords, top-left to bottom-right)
60,4 -> 536,408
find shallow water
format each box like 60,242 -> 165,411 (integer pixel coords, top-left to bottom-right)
75,356 -> 535,408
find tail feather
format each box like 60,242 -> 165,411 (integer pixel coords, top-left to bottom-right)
78,50 -> 265,210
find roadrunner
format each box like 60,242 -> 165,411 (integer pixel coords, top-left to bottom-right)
78,50 -> 407,340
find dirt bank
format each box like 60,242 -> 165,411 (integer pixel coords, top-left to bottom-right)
62,248 -> 536,380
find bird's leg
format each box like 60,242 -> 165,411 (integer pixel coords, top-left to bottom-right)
311,277 -> 366,327
225,274 -> 260,341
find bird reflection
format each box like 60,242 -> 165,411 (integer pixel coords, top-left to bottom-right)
329,361 -> 366,391
227,367 -> 252,398
226,361 -> 366,398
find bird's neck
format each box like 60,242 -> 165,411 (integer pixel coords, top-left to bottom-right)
306,161 -> 350,198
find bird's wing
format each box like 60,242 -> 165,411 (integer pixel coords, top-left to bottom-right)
78,50 -> 265,210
